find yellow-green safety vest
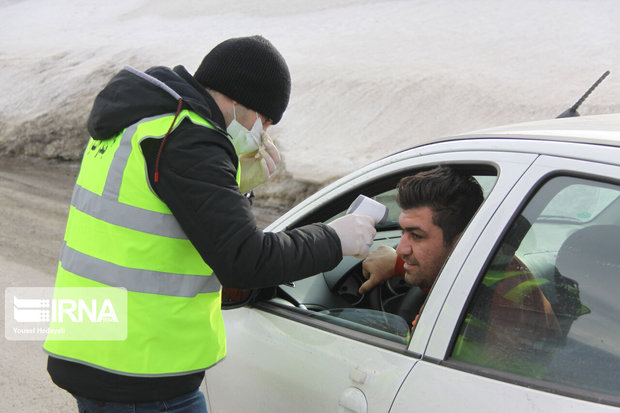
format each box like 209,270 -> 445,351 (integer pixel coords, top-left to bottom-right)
44,109 -> 236,376
452,268 -> 565,378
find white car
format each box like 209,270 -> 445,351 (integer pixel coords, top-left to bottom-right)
204,114 -> 620,412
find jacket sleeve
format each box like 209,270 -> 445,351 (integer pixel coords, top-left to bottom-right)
148,121 -> 343,289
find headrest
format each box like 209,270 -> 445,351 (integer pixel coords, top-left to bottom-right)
556,225 -> 620,279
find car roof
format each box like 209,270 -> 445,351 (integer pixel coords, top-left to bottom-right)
436,113 -> 620,147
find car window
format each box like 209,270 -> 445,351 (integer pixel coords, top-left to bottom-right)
451,176 -> 620,399
323,174 -> 497,228
540,183 -> 619,222
274,167 -> 497,346
320,189 -> 401,228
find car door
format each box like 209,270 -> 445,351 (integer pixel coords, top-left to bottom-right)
391,153 -> 620,411
204,147 -> 538,413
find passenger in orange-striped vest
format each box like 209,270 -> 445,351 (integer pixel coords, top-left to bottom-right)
44,35 -> 377,412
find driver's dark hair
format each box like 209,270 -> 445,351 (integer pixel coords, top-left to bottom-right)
397,165 -> 484,246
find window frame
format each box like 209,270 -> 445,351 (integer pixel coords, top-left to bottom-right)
252,150 -> 538,356
255,161 -> 499,349
432,155 -> 620,407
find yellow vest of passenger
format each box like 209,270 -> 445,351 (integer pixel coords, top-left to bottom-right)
44,110 -> 232,376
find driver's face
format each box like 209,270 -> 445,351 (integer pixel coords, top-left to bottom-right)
396,206 -> 456,290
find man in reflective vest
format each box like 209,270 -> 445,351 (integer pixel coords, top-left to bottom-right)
44,35 -> 377,412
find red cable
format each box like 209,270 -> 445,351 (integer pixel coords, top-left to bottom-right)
154,98 -> 183,183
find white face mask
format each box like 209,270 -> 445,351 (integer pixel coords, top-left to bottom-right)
226,104 -> 263,155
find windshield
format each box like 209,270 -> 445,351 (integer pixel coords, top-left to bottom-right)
540,183 -> 619,222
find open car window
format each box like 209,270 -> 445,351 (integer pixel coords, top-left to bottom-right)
264,164 -> 498,345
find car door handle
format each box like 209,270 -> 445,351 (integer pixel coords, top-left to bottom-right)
338,387 -> 367,413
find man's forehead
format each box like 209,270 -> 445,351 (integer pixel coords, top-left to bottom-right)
398,206 -> 436,230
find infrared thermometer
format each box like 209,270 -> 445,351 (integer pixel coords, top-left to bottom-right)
346,195 -> 389,225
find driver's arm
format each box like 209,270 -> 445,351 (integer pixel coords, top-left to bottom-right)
359,245 -> 400,294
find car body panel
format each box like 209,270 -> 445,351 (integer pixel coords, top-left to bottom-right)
204,114 -> 620,412
451,113 -> 620,146
204,306 -> 417,413
390,360 -> 619,412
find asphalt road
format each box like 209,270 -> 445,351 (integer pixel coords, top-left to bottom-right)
0,158 -> 78,412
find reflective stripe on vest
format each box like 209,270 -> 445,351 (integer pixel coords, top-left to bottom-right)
44,108 -> 232,376
60,242 -> 221,297
70,183 -> 187,239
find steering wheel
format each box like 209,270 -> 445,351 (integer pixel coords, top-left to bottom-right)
333,260 -> 386,310
366,279 -> 385,311
359,261 -> 427,326
394,285 -> 427,326
353,260 -> 418,317
366,278 -> 426,326
334,259 -> 427,326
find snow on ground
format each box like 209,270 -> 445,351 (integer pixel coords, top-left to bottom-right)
1,0 -> 619,183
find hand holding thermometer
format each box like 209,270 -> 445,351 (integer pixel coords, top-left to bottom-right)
328,195 -> 387,258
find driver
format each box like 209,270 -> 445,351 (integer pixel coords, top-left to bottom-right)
358,166 -> 483,327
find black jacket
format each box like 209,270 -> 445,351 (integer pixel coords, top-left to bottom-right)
48,65 -> 343,402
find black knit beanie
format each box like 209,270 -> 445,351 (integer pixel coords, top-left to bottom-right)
193,35 -> 291,124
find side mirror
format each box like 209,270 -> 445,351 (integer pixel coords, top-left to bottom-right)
221,288 -> 253,309
221,286 -> 278,309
